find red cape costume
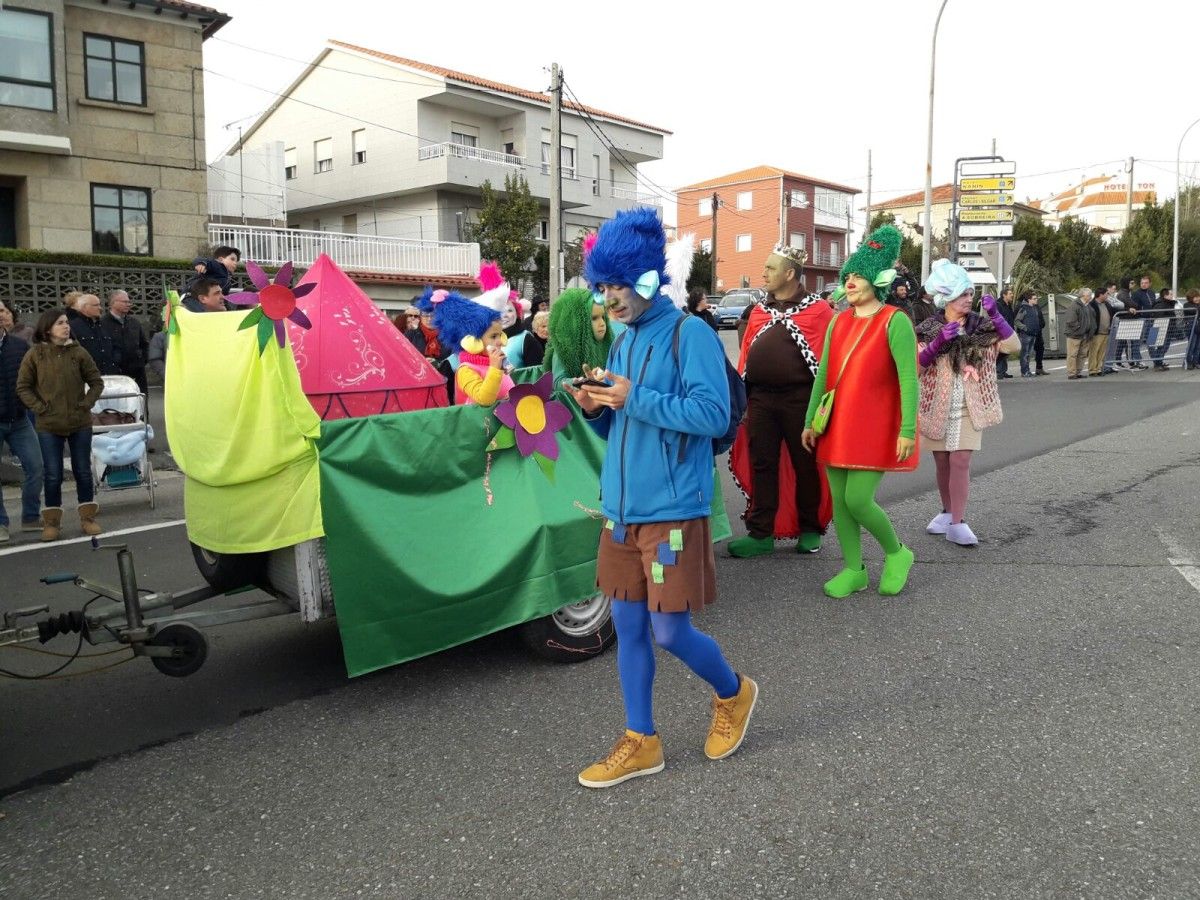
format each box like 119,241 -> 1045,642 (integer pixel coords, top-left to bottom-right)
729,301 -> 834,538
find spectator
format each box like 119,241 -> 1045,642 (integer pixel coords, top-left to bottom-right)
0,300 -> 35,344
521,296 -> 549,333
181,279 -> 229,313
100,290 -> 149,400
1184,289 -> 1200,370
188,246 -> 241,295
1131,275 -> 1156,311
686,288 -> 719,331
909,288 -> 938,325
1014,290 -> 1040,377
505,310 -> 550,369
1032,293 -> 1048,375
1063,288 -> 1098,380
416,307 -> 446,361
15,308 -> 105,541
886,264 -> 921,320
146,329 -> 167,382
1088,285 -> 1121,376
993,288 -> 1017,379
67,292 -> 121,375
397,307 -> 426,355
1148,288 -> 1176,370
0,308 -> 42,540
819,289 -> 835,310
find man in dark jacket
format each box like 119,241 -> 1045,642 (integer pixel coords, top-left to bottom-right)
100,290 -> 149,400
994,288 -> 1017,378
68,293 -> 121,375
0,326 -> 43,539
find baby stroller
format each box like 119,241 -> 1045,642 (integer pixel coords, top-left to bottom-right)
90,375 -> 156,508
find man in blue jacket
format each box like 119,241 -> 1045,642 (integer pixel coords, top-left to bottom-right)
565,207 -> 757,789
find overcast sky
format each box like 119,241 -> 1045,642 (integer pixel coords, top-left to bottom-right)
202,0 -> 1197,233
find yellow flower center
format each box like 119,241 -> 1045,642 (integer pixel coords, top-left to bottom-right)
516,396 -> 546,434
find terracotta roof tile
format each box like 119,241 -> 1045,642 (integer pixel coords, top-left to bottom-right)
871,184 -> 957,208
1077,190 -> 1156,208
328,41 -> 670,135
343,271 -> 478,289
677,165 -> 859,195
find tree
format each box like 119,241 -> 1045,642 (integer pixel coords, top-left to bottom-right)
688,247 -> 713,293
532,231 -> 590,301
465,174 -> 539,292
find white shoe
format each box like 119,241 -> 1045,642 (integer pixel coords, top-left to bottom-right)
926,512 -> 952,535
945,522 -> 978,546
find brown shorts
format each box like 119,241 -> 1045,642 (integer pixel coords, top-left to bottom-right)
596,517 -> 716,613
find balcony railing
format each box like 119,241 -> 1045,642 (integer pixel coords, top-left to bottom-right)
418,141 -> 524,167
207,224 -> 481,276
812,251 -> 843,268
610,184 -> 661,206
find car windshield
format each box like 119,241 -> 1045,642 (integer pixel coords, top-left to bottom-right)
721,295 -> 752,307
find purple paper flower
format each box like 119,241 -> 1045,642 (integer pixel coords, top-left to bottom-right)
493,372 -> 572,460
228,260 -> 315,351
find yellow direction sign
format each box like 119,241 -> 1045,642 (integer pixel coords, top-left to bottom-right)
959,192 -> 1014,207
960,177 -> 1016,192
958,208 -> 1014,222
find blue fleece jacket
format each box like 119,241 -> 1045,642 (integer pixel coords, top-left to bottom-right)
586,296 -> 729,524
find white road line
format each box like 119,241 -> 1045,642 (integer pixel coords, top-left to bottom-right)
0,519 -> 185,557
1155,527 -> 1200,594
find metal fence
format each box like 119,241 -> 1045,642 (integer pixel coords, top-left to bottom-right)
1104,308 -> 1198,368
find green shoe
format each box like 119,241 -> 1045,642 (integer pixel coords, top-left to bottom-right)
728,535 -> 775,558
879,545 -> 915,596
823,567 -> 869,598
796,532 -> 822,554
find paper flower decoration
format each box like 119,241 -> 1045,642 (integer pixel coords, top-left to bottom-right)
488,371 -> 572,481
227,261 -> 315,353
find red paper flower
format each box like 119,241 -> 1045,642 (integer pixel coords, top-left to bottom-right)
227,261 -> 315,352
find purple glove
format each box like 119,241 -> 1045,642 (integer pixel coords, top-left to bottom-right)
919,320 -> 961,367
981,293 -> 1016,339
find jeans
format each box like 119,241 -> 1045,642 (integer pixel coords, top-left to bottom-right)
1187,328 -> 1200,366
0,416 -> 43,525
1018,333 -> 1037,374
996,351 -> 1010,378
1034,332 -> 1045,371
37,428 -> 93,508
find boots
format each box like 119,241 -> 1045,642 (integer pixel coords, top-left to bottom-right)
40,507 -> 63,542
78,502 -> 102,537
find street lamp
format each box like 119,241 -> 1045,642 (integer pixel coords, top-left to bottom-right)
921,0 -> 950,283
1172,115 -> 1200,298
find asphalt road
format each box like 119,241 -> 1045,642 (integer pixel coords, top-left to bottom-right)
1,367 -> 1198,897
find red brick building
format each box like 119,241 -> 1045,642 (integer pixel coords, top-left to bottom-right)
676,166 -> 860,294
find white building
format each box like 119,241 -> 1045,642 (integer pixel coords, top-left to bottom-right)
225,40 -> 669,252
1027,174 -> 1157,243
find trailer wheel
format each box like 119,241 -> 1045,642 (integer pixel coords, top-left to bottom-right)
518,593 -> 614,663
149,623 -> 208,677
189,542 -> 266,592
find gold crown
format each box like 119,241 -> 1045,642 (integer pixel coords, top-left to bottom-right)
771,243 -> 808,267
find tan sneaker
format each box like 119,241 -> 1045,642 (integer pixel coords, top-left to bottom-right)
578,730 -> 664,788
705,675 -> 758,760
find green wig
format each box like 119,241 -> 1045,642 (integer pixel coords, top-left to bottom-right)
544,288 -> 614,377
838,224 -> 903,300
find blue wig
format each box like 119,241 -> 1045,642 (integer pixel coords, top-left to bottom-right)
584,207 -> 669,290
428,289 -> 500,350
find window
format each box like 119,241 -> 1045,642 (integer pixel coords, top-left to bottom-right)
314,138 -> 332,173
737,191 -> 753,211
592,154 -> 601,196
790,190 -> 809,208
84,34 -> 144,105
736,234 -> 751,252
540,129 -> 578,178
537,220 -> 549,241
0,8 -> 54,111
450,122 -> 478,148
502,128 -> 515,157
284,147 -> 297,181
829,241 -> 839,265
816,276 -> 825,290
91,184 -> 151,255
700,238 -> 712,253
789,232 -> 805,250
699,197 -> 713,217
352,129 -> 366,165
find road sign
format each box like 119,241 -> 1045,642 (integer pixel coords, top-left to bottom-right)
976,240 -> 1026,287
959,193 -> 1014,207
959,223 -> 1014,238
960,177 -> 1016,192
958,208 -> 1014,223
966,270 -> 998,285
959,256 -> 990,270
960,160 -> 1017,177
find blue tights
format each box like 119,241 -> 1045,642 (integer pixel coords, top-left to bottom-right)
609,599 -> 740,736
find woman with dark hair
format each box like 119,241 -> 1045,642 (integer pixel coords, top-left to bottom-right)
15,308 -> 105,541
686,288 -> 718,331
396,308 -> 426,355
0,300 -> 35,344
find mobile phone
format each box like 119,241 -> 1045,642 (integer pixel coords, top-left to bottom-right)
571,377 -> 609,389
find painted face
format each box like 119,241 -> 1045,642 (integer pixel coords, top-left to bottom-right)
591,305 -> 607,341
500,302 -> 518,329
842,274 -> 877,307
599,284 -> 651,324
50,314 -> 71,343
762,254 -> 794,294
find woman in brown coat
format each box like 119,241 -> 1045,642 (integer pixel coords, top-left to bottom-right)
16,308 -> 104,540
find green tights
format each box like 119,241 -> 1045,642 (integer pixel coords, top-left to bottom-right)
825,467 -> 901,570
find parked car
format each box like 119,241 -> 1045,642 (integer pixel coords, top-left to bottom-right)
712,289 -> 764,328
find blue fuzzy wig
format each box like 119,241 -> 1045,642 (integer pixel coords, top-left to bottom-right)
584,207 -> 669,290
421,286 -> 500,350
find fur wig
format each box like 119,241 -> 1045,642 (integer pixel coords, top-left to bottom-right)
584,207 -> 669,290
839,224 -> 903,298
543,287 -> 614,377
662,233 -> 695,310
421,287 -> 500,350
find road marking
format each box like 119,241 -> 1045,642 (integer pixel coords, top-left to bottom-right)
0,520 -> 185,557
1156,527 -> 1200,594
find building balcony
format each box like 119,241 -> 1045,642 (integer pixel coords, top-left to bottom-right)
610,184 -> 661,206
811,251 -> 843,268
417,141 -> 524,168
208,224 -> 481,277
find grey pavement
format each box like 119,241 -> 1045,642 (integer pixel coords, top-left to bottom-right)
1,382 -> 1198,895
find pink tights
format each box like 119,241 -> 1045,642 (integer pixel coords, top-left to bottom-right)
933,450 -> 972,524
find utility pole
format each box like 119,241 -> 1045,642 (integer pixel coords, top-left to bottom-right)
549,63 -> 563,300
710,191 -> 719,294
1125,156 -> 1135,234
779,177 -> 787,246
991,137 -> 996,156
865,149 -> 873,230
238,124 -> 245,224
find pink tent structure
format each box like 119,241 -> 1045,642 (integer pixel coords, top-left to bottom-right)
286,254 -> 447,420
